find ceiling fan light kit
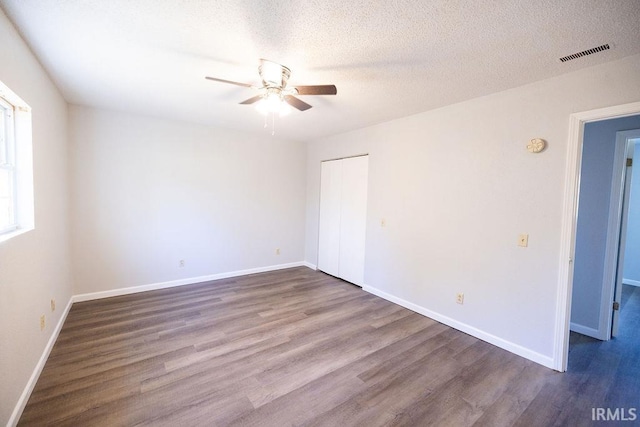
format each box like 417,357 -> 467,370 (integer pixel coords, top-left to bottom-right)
255,91 -> 292,117
205,59 -> 337,133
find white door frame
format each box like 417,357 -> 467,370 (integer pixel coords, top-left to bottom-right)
554,101 -> 640,372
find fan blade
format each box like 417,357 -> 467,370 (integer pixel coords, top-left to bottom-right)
293,85 -> 337,95
284,95 -> 312,111
239,95 -> 263,105
205,76 -> 254,88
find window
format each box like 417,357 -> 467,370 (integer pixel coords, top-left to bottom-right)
0,95 -> 17,233
0,80 -> 33,242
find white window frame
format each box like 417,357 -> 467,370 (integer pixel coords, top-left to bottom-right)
0,80 -> 34,243
0,95 -> 18,234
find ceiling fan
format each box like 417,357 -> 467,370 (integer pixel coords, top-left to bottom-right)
205,59 -> 337,112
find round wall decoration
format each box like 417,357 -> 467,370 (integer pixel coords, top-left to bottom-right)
527,138 -> 546,153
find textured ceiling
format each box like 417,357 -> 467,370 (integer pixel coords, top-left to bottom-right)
1,0 -> 639,141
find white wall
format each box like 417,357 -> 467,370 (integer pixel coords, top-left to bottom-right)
305,54 -> 640,365
70,106 -> 306,295
623,139 -> 640,285
571,116 -> 640,332
0,8 -> 72,425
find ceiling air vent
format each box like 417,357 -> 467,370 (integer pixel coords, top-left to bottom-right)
559,44 -> 610,63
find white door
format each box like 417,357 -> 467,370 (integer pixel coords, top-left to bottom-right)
600,130 -> 640,339
317,159 -> 342,277
339,156 -> 368,286
612,157 -> 632,336
612,135 -> 640,336
317,155 -> 369,286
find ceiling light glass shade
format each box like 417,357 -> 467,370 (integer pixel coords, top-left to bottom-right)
255,93 -> 291,116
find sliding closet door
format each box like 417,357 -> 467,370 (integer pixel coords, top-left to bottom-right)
318,159 -> 342,277
338,156 -> 368,285
317,155 -> 368,286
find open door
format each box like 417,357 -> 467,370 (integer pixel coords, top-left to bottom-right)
612,132 -> 640,337
609,129 -> 640,338
612,154 -> 632,336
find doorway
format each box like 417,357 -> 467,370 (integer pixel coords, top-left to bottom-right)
571,125 -> 640,341
555,101 -> 640,372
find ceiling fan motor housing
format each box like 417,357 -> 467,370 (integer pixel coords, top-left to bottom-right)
259,59 -> 291,89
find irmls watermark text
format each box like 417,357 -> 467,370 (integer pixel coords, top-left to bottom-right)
592,407 -> 637,422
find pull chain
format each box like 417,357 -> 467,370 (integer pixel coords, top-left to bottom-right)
260,109 -> 279,136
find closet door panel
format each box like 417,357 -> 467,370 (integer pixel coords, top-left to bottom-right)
339,156 -> 368,286
317,159 -> 342,277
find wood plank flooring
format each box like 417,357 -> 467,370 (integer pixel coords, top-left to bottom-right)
18,268 -> 639,426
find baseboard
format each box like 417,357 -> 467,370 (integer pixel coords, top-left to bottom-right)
363,284 -> 555,370
7,297 -> 73,427
622,279 -> 640,287
569,322 -> 603,339
72,261 -> 309,303
302,261 -> 317,270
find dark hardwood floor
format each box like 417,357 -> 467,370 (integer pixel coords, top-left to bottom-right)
18,268 -> 640,426
559,284 -> 640,424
